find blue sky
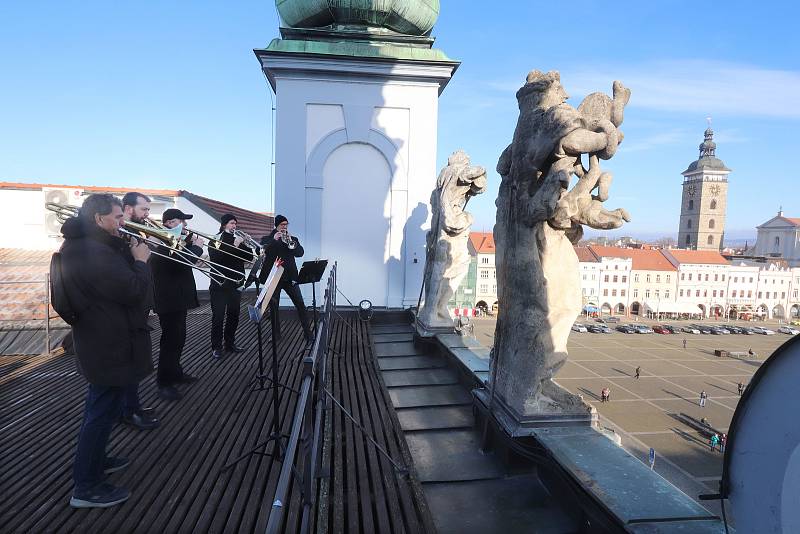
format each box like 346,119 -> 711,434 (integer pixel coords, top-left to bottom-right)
2,1 -> 798,241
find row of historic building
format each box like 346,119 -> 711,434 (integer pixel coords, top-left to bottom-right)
452,232 -> 800,321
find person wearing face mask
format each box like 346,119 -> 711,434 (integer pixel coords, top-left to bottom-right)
149,208 -> 205,401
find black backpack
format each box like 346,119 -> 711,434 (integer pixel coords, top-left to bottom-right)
49,251 -> 87,325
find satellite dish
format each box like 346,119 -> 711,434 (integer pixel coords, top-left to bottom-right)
722,335 -> 800,532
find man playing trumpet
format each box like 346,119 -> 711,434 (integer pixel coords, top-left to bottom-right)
259,215 -> 312,343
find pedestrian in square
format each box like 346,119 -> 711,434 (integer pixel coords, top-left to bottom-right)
710,433 -> 719,451
601,387 -> 610,402
737,381 -> 744,395
635,366 -> 641,379
699,390 -> 707,407
720,433 -> 727,453
682,338 -> 687,349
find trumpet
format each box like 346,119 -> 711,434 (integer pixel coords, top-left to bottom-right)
234,229 -> 262,253
279,229 -> 297,250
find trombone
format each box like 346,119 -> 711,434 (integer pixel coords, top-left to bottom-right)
182,226 -> 260,263
45,203 -> 245,285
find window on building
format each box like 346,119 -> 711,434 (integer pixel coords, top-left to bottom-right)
782,292 -> 786,299
621,290 -> 626,297
493,285 -> 497,293
708,235 -> 714,245
633,289 -> 639,298
733,290 -> 737,298
635,274 -> 640,282
710,199 -> 717,210
481,257 -> 489,264
794,290 -> 798,299
750,277 -> 754,283
480,271 -> 489,279
656,275 -> 661,283
655,290 -> 660,298
591,275 -> 595,281
722,275 -> 726,281
681,273 -> 684,281
689,273 -> 693,281
758,292 -> 762,299
613,275 -> 618,283
748,291 -> 753,298
615,265 -> 618,270
604,275 -> 609,282
646,274 -> 651,283
666,275 -> 671,283
687,219 -> 693,229
705,274 -> 709,281
713,290 -> 717,297
680,289 -> 684,297
688,199 -> 694,210
582,288 -> 587,295
685,235 -> 691,246
704,290 -> 708,297
590,288 -> 595,295
696,290 -> 701,297
622,276 -> 627,283
665,290 -> 670,298
709,219 -> 716,229
714,274 -> 718,282
612,289 -> 617,297
603,289 -> 608,296
493,271 -> 496,279
480,284 -> 488,293
775,236 -> 781,251
734,277 -> 738,283
645,290 -> 650,298
582,274 -> 587,280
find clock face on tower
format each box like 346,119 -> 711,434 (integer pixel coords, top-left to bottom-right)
687,184 -> 696,197
710,184 -> 721,197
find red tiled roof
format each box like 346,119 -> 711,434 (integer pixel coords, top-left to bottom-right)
574,246 -> 598,262
589,246 -> 677,271
182,191 -> 274,241
0,249 -> 54,321
665,249 -> 729,265
0,181 -> 179,196
784,217 -> 800,226
469,232 -> 495,254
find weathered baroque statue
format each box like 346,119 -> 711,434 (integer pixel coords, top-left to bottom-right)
418,150 -> 487,334
491,71 -> 630,422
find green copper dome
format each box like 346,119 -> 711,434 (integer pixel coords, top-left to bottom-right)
276,0 -> 440,36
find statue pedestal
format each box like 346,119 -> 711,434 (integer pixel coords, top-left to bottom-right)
475,380 -> 597,437
414,315 -> 455,338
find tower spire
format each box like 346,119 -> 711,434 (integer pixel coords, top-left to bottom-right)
699,119 -> 716,158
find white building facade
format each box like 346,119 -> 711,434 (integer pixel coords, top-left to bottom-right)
753,212 -> 800,267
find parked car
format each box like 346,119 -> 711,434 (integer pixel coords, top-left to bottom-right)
605,317 -> 621,323
791,320 -> 800,326
710,327 -> 730,335
750,326 -> 775,335
722,325 -> 743,334
652,325 -> 670,334
635,325 -> 654,334
690,324 -> 712,334
682,326 -> 701,334
741,327 -> 758,335
662,325 -> 679,334
571,323 -> 588,333
595,318 -> 607,323
778,326 -> 800,335
616,325 -> 637,334
588,324 -> 612,334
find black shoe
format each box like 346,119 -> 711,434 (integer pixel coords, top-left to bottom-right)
70,482 -> 130,508
103,456 -> 130,475
177,374 -> 199,384
158,385 -> 183,401
225,344 -> 245,353
212,349 -> 224,360
122,412 -> 160,430
138,406 -> 157,416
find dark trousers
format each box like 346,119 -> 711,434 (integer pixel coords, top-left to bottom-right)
210,286 -> 242,349
122,383 -> 141,417
73,383 -> 125,492
270,282 -> 312,339
157,310 -> 188,386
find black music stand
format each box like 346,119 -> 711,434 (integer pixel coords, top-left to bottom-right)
223,262 -> 291,471
296,260 -> 328,337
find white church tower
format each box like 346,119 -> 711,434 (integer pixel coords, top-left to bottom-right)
255,0 -> 459,308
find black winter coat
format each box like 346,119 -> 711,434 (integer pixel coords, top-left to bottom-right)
208,231 -> 254,290
258,229 -> 304,286
59,217 -> 154,386
150,240 -> 202,313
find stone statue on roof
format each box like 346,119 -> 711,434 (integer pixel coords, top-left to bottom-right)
486,71 -> 631,430
417,150 -> 487,335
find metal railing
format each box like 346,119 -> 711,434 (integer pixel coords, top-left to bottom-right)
0,274 -> 60,354
266,263 -> 337,534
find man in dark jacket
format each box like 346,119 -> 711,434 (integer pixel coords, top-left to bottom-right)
259,214 -> 312,342
150,208 -> 204,400
60,193 -> 153,508
208,213 -> 254,359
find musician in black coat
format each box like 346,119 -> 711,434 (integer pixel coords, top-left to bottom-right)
60,193 -> 153,508
208,213 -> 254,359
150,208 -> 204,400
258,214 -> 312,342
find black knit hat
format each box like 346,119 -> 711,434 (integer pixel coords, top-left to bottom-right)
274,214 -> 288,227
220,213 -> 237,229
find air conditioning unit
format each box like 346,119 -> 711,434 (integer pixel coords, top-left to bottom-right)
44,187 -> 83,237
